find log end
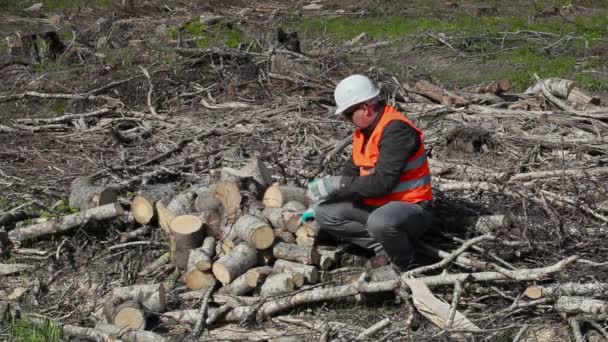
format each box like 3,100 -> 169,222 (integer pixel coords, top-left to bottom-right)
263,185 -> 283,208
131,196 -> 154,224
169,214 -> 203,234
524,286 -> 543,300
212,263 -> 231,285
251,226 -> 275,250
113,303 -> 146,330
185,270 -> 216,290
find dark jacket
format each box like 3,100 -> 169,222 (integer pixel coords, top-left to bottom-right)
330,106 -> 421,202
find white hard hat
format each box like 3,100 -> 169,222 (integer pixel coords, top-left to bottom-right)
333,74 -> 380,116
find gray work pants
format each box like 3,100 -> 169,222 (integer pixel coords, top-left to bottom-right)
315,201 -> 432,269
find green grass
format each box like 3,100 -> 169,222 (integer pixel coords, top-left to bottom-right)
169,19 -> 251,49
285,7 -> 608,91
8,315 -> 62,342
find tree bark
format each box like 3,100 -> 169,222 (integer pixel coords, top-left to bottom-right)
69,176 -> 118,211
8,203 -> 123,242
525,282 -> 608,299
462,79 -> 510,94
555,296 -> 608,315
260,273 -> 295,296
295,222 -> 319,247
526,77 -> 576,98
186,236 -> 215,271
193,187 -> 223,239
212,243 -> 258,285
217,272 -> 256,295
0,263 -> 34,275
273,242 -> 319,265
214,180 -> 241,225
104,283 -> 166,319
282,201 -> 306,212
263,207 -> 300,233
263,185 -> 308,208
273,259 -> 319,284
95,323 -> 167,342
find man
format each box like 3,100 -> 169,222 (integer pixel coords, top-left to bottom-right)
304,74 -> 433,271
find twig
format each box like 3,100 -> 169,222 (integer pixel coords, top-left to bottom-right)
587,320 -> 608,339
569,318 -> 585,342
107,241 -> 168,251
192,284 -> 216,337
446,280 -> 463,330
512,324 -> 529,342
404,234 -> 495,277
354,317 -> 391,340
138,65 -> 160,117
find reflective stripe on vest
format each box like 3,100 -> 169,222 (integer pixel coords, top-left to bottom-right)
352,105 -> 433,206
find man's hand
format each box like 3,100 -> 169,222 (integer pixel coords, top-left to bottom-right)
299,207 -> 315,224
306,176 -> 343,203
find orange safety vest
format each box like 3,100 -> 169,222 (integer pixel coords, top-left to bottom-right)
352,105 -> 432,206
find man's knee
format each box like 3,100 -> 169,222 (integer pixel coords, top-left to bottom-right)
367,202 -> 431,238
314,202 -> 352,228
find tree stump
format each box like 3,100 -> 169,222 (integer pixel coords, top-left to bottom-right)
169,215 -> 205,269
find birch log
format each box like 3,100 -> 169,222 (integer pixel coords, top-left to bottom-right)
212,243 -> 258,285
9,203 -> 123,242
555,296 -> 608,315
96,323 -> 167,342
233,215 -> 275,250
525,282 -> 608,299
273,259 -> 319,284
262,207 -> 301,233
69,176 -> 118,210
273,242 -> 319,265
260,273 -> 295,296
131,184 -> 176,225
263,185 -> 308,208
525,77 -> 576,98
295,222 -> 319,247
169,214 -> 205,269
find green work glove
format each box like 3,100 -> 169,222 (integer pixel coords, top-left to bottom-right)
299,207 -> 315,224
306,176 -> 343,203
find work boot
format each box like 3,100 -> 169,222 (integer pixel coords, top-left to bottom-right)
364,255 -> 390,270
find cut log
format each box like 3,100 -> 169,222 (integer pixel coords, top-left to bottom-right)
295,222 -> 320,247
212,243 -> 258,285
155,198 -> 175,235
262,207 -> 301,233
131,185 -> 177,225
96,323 -> 167,342
555,296 -> 608,315
414,80 -> 468,106
273,259 -> 319,284
282,201 -> 306,212
69,176 -> 118,211
263,185 -> 308,208
273,242 -> 319,265
218,158 -> 272,198
568,87 -> 600,105
185,269 -> 216,290
103,284 -> 165,323
233,215 -> 275,250
217,272 -> 256,295
246,266 -> 273,287
119,225 -> 150,243
8,203 -> 123,242
260,273 -> 295,296
186,236 -> 216,271
524,282 -> 608,299
274,229 -> 296,243
525,77 -> 576,98
462,79 -> 511,94
106,300 -> 146,330
317,246 -> 344,271
169,214 -> 205,269
214,180 -> 242,224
